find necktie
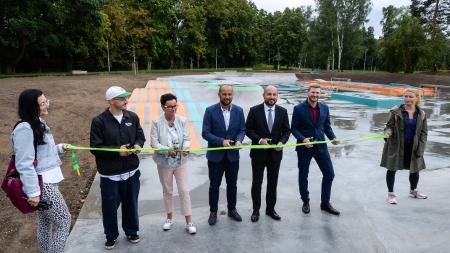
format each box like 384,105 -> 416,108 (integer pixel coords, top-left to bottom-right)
268,108 -> 273,132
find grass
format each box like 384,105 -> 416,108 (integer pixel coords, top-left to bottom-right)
1,66 -> 448,79
0,67 -> 255,79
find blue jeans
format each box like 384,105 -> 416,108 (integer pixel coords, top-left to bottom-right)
100,170 -> 140,241
297,149 -> 335,204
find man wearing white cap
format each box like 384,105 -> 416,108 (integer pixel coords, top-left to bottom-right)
90,86 -> 146,250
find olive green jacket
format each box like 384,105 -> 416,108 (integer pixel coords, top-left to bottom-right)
380,105 -> 428,172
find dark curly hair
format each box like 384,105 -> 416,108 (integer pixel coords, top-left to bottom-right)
160,93 -> 177,106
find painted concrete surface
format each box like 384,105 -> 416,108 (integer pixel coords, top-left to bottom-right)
65,73 -> 450,253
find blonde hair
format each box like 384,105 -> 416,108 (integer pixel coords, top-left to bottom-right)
404,88 -> 422,105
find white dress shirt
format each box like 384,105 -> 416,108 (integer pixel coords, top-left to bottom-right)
258,104 -> 276,144
221,105 -> 232,131
40,167 -> 64,184
264,103 -> 276,125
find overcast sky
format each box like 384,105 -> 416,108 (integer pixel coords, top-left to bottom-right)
250,0 -> 412,38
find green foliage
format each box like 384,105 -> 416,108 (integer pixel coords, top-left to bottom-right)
0,0 -> 448,73
380,8 -> 427,73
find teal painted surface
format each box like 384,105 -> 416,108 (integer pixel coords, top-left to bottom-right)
278,83 -> 305,91
201,81 -> 263,91
331,92 -> 403,108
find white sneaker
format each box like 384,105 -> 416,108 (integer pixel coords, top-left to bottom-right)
387,192 -> 397,204
162,219 -> 173,231
410,190 -> 428,199
186,223 -> 197,234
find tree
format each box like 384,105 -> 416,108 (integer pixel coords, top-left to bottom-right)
312,0 -> 371,71
380,8 -> 427,73
411,0 -> 450,36
0,0 -> 104,73
0,1 -> 56,73
334,0 -> 372,71
271,8 -> 310,68
103,0 -> 129,69
178,0 -> 207,68
411,0 -> 450,70
143,0 -> 179,69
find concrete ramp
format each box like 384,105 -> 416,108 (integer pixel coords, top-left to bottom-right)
65,74 -> 450,253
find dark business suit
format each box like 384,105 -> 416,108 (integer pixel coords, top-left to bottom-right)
291,100 -> 336,204
246,103 -> 290,211
202,103 -> 246,212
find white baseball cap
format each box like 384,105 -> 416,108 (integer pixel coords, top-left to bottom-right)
105,86 -> 132,101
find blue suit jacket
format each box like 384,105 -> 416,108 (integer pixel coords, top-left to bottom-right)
202,103 -> 246,162
291,100 -> 336,153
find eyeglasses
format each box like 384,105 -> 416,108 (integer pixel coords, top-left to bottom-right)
39,100 -> 50,108
163,105 -> 178,110
113,97 -> 129,101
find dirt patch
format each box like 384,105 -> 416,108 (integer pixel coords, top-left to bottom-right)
0,74 -> 157,252
0,71 -> 448,252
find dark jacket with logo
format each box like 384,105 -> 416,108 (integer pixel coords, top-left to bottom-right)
90,109 -> 145,176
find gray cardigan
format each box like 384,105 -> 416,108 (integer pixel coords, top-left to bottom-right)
150,115 -> 191,167
12,121 -> 64,197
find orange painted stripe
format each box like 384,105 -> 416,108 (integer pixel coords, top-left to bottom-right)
160,80 -> 171,97
139,80 -> 201,149
187,122 -> 200,148
317,81 -> 435,97
135,88 -> 147,126
147,85 -> 159,147
175,103 -> 200,148
156,80 -> 164,99
129,88 -> 142,115
128,86 -> 139,104
162,80 -> 201,148
161,80 -> 169,89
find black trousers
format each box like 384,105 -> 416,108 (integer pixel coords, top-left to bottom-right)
251,157 -> 281,211
208,157 -> 239,212
100,170 -> 140,241
386,139 -> 419,192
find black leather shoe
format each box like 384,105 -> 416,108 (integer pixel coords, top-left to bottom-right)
251,210 -> 260,222
265,210 -> 281,220
302,202 -> 310,214
208,212 -> 217,226
320,203 -> 340,215
228,209 -> 242,222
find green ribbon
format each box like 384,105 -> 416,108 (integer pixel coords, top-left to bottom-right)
71,150 -> 80,176
66,135 -> 385,175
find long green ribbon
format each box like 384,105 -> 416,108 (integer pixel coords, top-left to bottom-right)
66,135 -> 385,175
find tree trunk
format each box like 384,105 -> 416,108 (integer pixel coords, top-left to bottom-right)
337,30 -> 344,72
363,49 -> 367,71
331,31 -> 335,71
65,54 -> 73,71
12,38 -> 27,66
197,54 -> 200,69
5,64 -> 13,74
432,0 -> 440,37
